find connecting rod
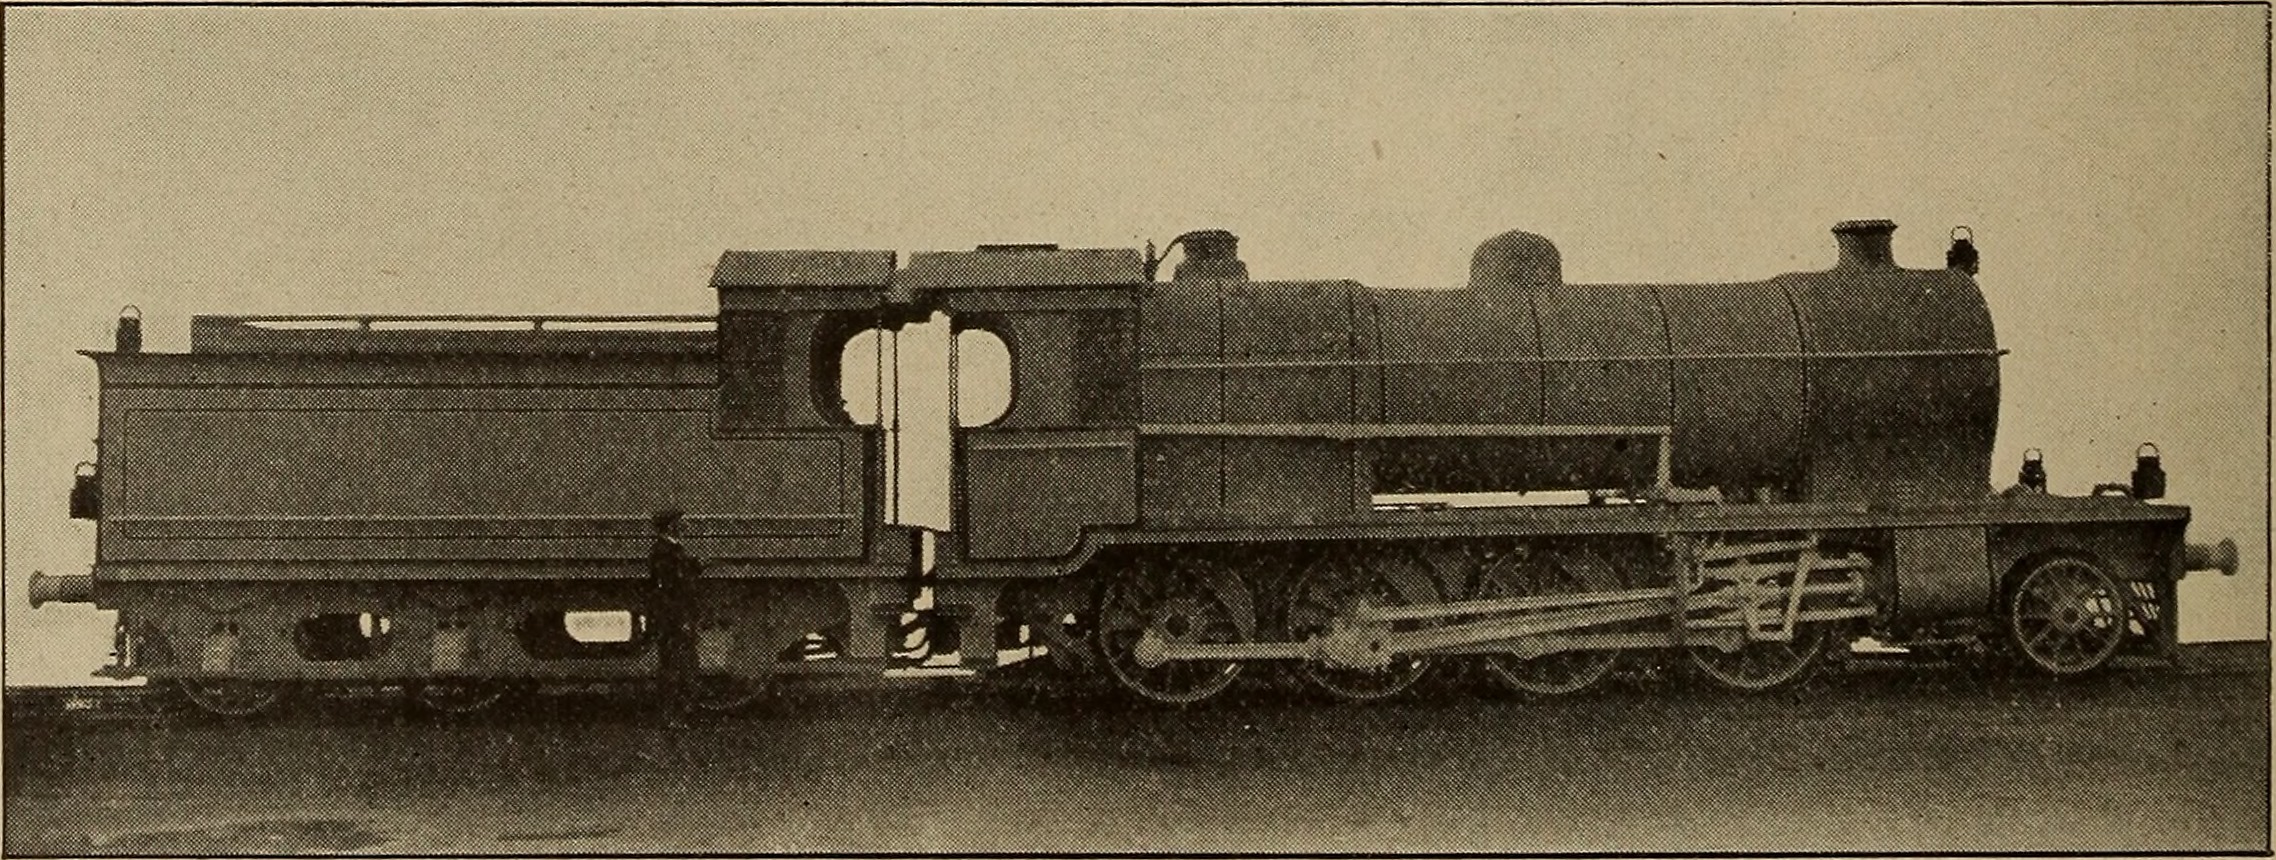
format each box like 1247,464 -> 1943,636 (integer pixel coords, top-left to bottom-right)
1137,552 -> 1874,669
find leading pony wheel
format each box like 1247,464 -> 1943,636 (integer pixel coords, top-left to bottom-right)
2007,556 -> 2129,675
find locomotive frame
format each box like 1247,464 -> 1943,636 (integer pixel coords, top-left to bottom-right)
29,219 -> 2237,713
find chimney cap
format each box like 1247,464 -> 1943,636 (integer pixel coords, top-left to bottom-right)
1832,218 -> 1897,234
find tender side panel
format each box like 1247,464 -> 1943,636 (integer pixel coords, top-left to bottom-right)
188,317 -> 714,355
99,357 -> 870,565
105,577 -> 856,681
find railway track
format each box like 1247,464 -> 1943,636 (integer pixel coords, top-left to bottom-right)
7,639 -> 2263,726
5,638 -> 2264,855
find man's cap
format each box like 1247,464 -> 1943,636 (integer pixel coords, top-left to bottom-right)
652,508 -> 685,530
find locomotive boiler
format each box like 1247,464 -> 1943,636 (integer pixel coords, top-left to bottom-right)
29,219 -> 2237,713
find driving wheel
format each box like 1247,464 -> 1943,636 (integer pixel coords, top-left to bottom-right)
1687,631 -> 1826,691
178,679 -> 285,717
692,674 -> 769,713
1473,548 -> 1624,695
1093,555 -> 1253,704
1286,550 -> 1434,701
411,681 -> 506,714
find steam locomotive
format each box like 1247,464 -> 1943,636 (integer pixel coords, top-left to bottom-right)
29,219 -> 2239,714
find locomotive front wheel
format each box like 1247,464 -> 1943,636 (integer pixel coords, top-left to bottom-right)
691,674 -> 769,713
177,679 -> 285,717
2007,557 -> 2128,675
1472,549 -> 1623,696
411,681 -> 507,714
1093,558 -> 1249,704
1686,632 -> 1826,692
1285,552 -> 1433,701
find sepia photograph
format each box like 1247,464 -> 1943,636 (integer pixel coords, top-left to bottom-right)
3,4 -> 2268,855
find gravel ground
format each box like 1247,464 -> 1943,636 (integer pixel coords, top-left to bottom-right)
5,643 -> 2266,855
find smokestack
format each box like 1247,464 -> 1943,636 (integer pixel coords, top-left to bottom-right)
1833,219 -> 1898,269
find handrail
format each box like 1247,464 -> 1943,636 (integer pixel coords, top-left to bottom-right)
1137,423 -> 1673,441
1144,422 -> 1682,492
196,314 -> 715,332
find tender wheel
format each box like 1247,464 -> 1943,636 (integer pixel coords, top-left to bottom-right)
1687,631 -> 1826,692
411,681 -> 507,714
1285,551 -> 1434,701
691,674 -> 769,713
177,679 -> 284,717
2007,556 -> 2129,675
1093,555 -> 1252,704
1472,549 -> 1623,696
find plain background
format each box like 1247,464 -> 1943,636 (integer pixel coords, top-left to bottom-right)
5,7 -> 2266,684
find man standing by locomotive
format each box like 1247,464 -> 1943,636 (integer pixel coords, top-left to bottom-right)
647,508 -> 703,727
